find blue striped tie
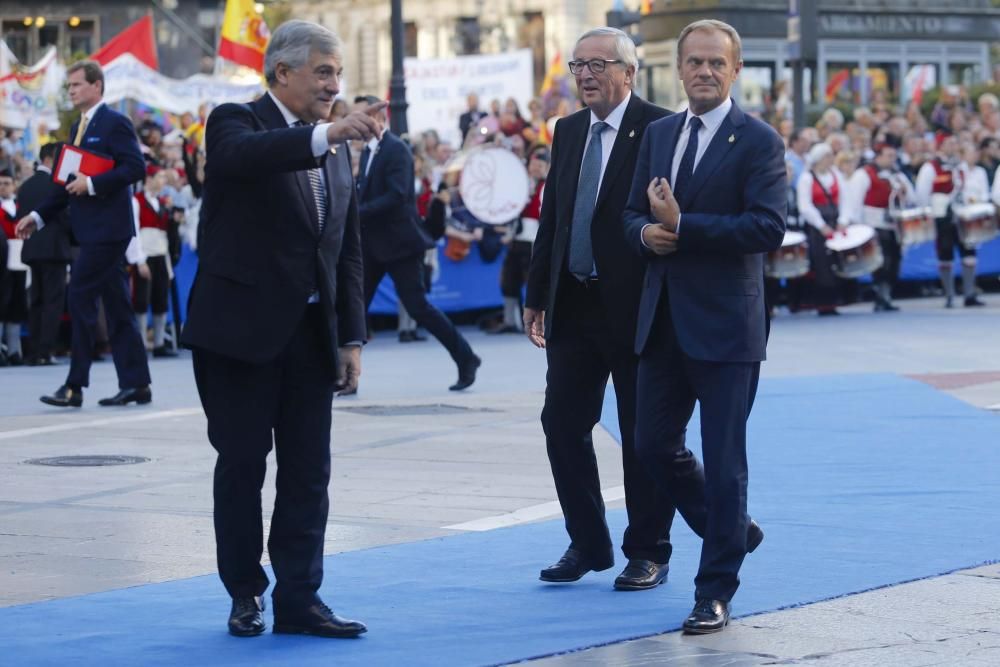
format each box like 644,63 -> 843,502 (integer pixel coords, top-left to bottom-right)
568,121 -> 608,280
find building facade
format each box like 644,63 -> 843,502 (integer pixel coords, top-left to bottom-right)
284,0 -> 607,99
1,0 -> 224,78
639,0 -> 1000,113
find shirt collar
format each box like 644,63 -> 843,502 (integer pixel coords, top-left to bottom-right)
686,96 -> 732,133
37,165 -> 52,174
366,127 -> 387,153
589,91 -> 631,133
81,101 -> 105,125
268,91 -> 305,127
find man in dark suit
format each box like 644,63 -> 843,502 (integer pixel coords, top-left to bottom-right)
355,95 -> 480,391
17,60 -> 151,407
458,93 -> 485,144
623,20 -> 786,633
182,20 -> 381,639
524,27 -> 676,592
18,142 -> 71,366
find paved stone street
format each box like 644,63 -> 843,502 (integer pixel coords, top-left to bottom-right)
1,295 -> 998,665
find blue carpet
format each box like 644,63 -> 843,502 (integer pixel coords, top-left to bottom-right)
3,374 -> 999,666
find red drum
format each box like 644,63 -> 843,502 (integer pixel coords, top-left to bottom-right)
952,203 -> 999,248
826,225 -> 884,278
765,231 -> 809,278
891,206 -> 934,247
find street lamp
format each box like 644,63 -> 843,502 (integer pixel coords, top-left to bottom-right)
388,0 -> 409,135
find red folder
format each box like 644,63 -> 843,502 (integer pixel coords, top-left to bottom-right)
53,145 -> 115,185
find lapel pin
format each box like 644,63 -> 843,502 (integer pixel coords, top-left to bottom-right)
629,129 -> 635,138
728,134 -> 735,143
330,146 -> 337,155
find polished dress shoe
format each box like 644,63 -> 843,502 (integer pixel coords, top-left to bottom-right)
5,352 -> 23,366
449,354 -> 481,391
152,345 -> 178,358
28,355 -> 57,367
613,559 -> 669,591
747,519 -> 764,554
40,385 -> 83,408
228,595 -> 266,637
398,330 -> 427,343
965,296 -> 986,307
98,386 -> 152,406
273,601 -> 367,638
539,548 -> 613,583
683,598 -> 730,634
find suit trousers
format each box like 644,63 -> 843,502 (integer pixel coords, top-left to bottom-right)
635,293 -> 760,602
28,261 -> 68,358
364,251 -> 474,365
66,241 -> 151,389
192,304 -> 336,604
542,276 -> 674,564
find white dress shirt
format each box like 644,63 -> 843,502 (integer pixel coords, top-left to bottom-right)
581,91 -> 631,199
268,92 -> 335,158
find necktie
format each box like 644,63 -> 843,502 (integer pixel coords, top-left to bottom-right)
673,115 -> 703,201
568,121 -> 608,280
358,147 -> 371,191
73,114 -> 89,146
295,121 -> 326,232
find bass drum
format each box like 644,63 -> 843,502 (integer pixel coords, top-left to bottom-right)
442,147 -> 531,226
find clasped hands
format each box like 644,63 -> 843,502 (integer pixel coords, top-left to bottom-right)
641,177 -> 680,256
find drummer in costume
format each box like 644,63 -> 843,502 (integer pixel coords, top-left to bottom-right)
796,143 -> 848,315
133,166 -> 179,356
915,133 -> 983,308
843,143 -> 915,312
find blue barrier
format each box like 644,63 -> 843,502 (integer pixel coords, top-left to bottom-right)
171,235 -> 1000,322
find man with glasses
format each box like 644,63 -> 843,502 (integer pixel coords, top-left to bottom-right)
525,27 -> 677,592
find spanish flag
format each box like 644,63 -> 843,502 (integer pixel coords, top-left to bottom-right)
640,0 -> 653,14
218,0 -> 270,72
540,52 -> 563,95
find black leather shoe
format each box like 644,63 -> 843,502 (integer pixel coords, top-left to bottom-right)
398,330 -> 427,343
5,352 -> 23,366
28,355 -> 57,367
965,296 -> 986,307
613,559 -> 669,591
683,599 -> 730,634
152,345 -> 178,358
539,548 -> 613,583
40,385 -> 83,408
228,596 -> 266,637
273,601 -> 367,638
449,354 -> 481,391
747,519 -> 764,554
98,386 -> 152,406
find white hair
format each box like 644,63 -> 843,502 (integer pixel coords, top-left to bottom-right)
264,20 -> 341,86
807,142 -> 833,167
575,27 -> 639,73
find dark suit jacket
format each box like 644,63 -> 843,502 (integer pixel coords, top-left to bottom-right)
35,104 -> 145,245
623,99 -> 786,362
525,94 -> 670,349
357,130 -> 432,264
181,94 -> 366,366
19,168 -> 72,263
459,110 -> 485,142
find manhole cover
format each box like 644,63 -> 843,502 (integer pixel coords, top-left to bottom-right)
334,404 -> 501,417
24,455 -> 150,467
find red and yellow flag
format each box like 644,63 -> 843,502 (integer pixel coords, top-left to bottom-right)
640,0 -> 653,14
540,52 -> 563,95
218,0 -> 270,72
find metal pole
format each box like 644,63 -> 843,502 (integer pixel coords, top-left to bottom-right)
389,0 -> 409,135
793,60 -> 805,128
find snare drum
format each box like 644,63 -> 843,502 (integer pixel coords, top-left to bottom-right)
952,202 -> 999,248
891,206 -> 935,247
825,225 -> 884,278
765,231 -> 809,278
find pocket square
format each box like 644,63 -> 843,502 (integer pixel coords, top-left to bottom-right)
86,137 -> 100,143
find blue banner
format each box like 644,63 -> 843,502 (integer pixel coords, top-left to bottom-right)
171,236 -> 1000,323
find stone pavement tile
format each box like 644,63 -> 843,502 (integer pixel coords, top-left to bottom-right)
382,492 -> 543,513
525,636 -> 772,666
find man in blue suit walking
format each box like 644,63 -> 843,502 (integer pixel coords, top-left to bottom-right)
623,20 -> 786,633
17,60 -> 151,408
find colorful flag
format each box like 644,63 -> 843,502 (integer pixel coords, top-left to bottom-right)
540,52 -> 563,95
92,15 -> 159,70
640,0 -> 653,14
218,0 -> 270,72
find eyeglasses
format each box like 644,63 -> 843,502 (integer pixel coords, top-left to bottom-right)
567,59 -> 623,75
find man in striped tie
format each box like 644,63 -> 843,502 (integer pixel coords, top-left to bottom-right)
181,20 -> 384,639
